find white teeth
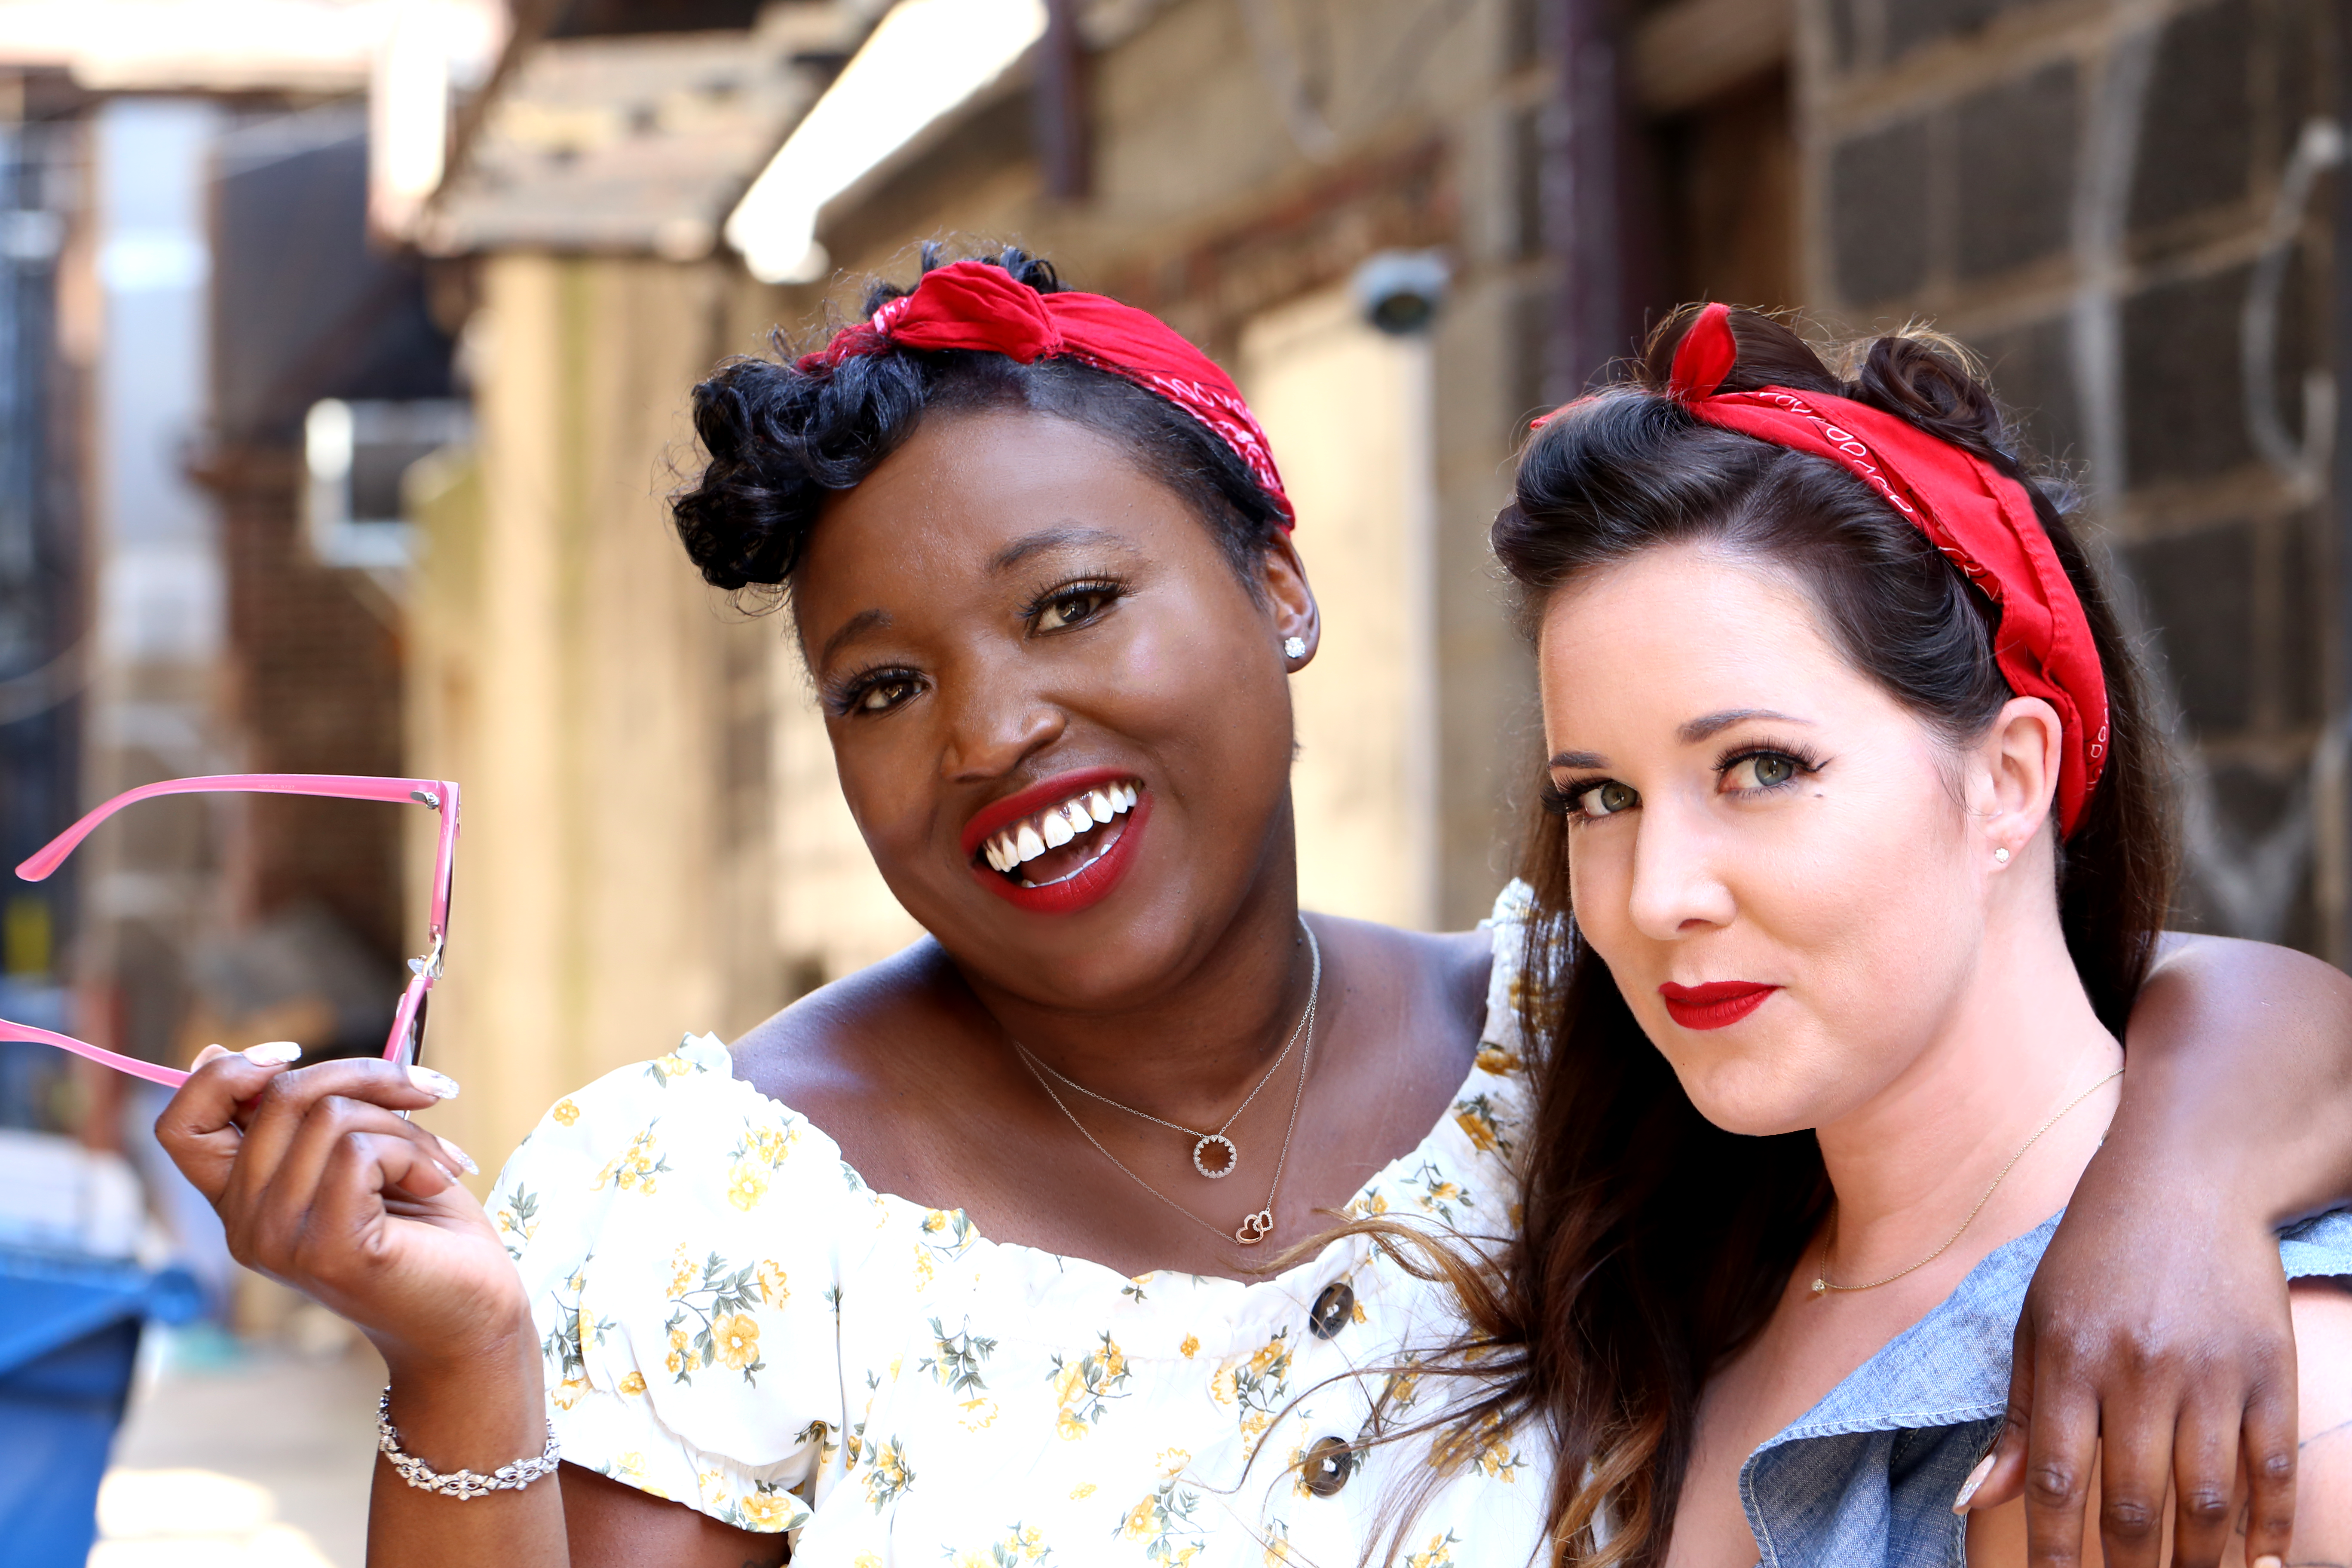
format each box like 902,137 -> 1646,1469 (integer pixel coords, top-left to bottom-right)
980,782 -> 1142,876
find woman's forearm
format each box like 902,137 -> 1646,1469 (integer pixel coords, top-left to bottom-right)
2119,932 -> 2352,1223
367,1329 -> 569,1568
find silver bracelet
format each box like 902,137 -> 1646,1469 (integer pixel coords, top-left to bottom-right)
377,1386 -> 561,1499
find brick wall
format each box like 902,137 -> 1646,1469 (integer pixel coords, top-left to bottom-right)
1804,0 -> 2342,951
208,450 -> 405,959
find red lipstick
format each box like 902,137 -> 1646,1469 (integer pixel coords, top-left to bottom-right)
962,766 -> 1150,918
961,765 -> 1137,858
1658,980 -> 1779,1031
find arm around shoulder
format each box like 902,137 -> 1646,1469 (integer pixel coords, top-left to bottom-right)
2126,933 -> 2352,1222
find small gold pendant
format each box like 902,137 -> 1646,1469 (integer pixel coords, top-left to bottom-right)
1235,1209 -> 1273,1245
1810,1277 -> 1827,1296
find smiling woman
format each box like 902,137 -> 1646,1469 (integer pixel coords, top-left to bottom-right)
143,253 -> 2352,1568
1414,303 -> 2352,1567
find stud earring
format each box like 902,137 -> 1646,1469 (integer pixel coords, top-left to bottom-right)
1283,636 -> 1306,659
1993,846 -> 2011,865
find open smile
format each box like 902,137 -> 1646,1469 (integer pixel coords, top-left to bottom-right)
1658,980 -> 1780,1031
962,766 -> 1150,915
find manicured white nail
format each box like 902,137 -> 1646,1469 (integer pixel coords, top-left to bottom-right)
2254,1556 -> 2284,1568
1952,1452 -> 1996,1513
244,1041 -> 302,1066
436,1136 -> 479,1176
407,1065 -> 459,1099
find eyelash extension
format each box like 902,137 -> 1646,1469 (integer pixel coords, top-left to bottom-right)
1712,738 -> 1828,788
824,665 -> 923,718
1538,777 -> 1577,817
1018,576 -> 1125,627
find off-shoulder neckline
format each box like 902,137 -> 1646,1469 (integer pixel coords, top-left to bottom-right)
686,913 -> 1527,1304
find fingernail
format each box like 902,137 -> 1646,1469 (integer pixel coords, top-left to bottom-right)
244,1041 -> 302,1066
436,1135 -> 479,1176
2254,1557 -> 2283,1568
407,1065 -> 459,1099
1953,1452 -> 1996,1513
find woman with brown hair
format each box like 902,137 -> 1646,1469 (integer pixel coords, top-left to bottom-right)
1443,301 -> 2352,1565
153,255 -> 2352,1567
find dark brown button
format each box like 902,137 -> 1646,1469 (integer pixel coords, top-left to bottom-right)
1308,1282 -> 1354,1340
1302,1434 -> 1356,1497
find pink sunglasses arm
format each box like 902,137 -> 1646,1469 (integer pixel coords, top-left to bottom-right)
16,774 -> 459,883
0,1019 -> 189,1089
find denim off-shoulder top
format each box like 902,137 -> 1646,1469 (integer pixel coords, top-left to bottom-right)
1737,1208 -> 2352,1567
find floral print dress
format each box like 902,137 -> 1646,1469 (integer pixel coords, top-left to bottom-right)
491,887 -> 1549,1567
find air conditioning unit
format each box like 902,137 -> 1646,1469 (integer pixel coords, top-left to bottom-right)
303,398 -> 473,569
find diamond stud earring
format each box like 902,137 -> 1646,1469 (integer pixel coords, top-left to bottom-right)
1993,846 -> 2011,864
1283,636 -> 1306,659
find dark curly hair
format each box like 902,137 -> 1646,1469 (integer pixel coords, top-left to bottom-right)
670,243 -> 1291,600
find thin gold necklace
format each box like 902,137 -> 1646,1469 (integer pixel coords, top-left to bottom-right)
1811,1065 -> 2123,1297
1014,921 -> 1320,1247
1012,917 -> 1317,1181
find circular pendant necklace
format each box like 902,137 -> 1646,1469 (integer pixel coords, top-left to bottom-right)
1012,919 -> 1321,1246
1811,1065 -> 2122,1297
1012,917 -> 1319,1182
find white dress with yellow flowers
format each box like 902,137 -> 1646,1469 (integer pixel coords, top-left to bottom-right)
490,886 -> 1548,1567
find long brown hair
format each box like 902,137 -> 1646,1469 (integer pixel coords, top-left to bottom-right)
1373,308 -> 2176,1565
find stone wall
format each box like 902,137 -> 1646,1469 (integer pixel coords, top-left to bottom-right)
1803,0 -> 2342,951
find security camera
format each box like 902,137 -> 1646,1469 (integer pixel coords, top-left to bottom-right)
1351,250 -> 1450,335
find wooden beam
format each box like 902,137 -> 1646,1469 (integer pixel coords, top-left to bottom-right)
1034,0 -> 1088,201
1629,0 -> 1792,117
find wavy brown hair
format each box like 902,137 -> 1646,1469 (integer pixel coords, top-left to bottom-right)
1359,307 -> 2175,1566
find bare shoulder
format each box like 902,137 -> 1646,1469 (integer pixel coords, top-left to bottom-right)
1307,912 -> 1496,1056
2288,1277 -> 2352,1559
723,937 -> 977,1134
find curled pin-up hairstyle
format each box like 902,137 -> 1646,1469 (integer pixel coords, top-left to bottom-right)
670,243 -> 1290,606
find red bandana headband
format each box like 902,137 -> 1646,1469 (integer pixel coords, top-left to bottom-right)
1556,303 -> 2109,836
798,260 -> 1292,525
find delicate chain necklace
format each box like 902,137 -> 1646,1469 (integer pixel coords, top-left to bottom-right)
1012,917 -> 1318,1182
1013,921 -> 1321,1247
1812,1065 -> 2123,1297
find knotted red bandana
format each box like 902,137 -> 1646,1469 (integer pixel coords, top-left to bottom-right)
1579,303 -> 2109,836
799,260 -> 1292,524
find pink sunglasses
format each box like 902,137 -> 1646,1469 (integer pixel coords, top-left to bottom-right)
0,774 -> 459,1089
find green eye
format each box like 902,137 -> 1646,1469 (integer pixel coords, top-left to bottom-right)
1577,781 -> 1639,818
1723,751 -> 1804,792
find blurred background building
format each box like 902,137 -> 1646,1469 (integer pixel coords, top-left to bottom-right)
0,0 -> 2344,1556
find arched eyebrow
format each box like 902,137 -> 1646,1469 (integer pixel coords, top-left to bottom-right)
816,607 -> 891,671
988,525 -> 1136,575
1548,710 -> 1816,770
1677,708 -> 1813,744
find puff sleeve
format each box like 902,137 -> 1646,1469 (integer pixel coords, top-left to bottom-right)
487,1033 -> 867,1534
